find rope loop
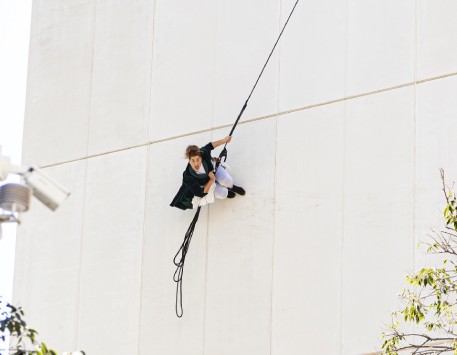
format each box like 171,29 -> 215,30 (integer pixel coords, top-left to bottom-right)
173,206 -> 201,317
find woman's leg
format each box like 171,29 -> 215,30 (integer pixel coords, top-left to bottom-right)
214,183 -> 228,199
215,166 -> 233,188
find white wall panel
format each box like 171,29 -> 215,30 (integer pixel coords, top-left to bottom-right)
77,147 -> 147,353
139,133 -> 210,355
17,1 -> 457,355
149,0 -> 217,141
23,0 -> 95,166
203,121 -> 276,355
346,0 -> 415,95
415,76 -> 457,267
13,161 -> 86,353
342,88 -> 414,354
212,0 -> 279,127
417,0 -> 457,79
88,0 -> 154,155
272,104 -> 345,354
279,0 -> 347,111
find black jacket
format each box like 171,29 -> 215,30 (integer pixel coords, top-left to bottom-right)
170,143 -> 215,210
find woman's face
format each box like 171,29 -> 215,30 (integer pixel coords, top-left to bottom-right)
189,155 -> 202,172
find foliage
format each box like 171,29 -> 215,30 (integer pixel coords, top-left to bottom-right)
382,170 -> 457,354
0,297 -> 56,355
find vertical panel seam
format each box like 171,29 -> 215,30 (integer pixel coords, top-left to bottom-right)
136,0 -> 157,353
202,205 -> 210,355
339,107 -> 347,355
203,2 -> 219,354
75,161 -> 89,350
136,147 -> 151,355
339,0 -> 349,353
146,0 -> 157,145
269,121 -> 279,355
85,0 -> 98,162
413,0 -> 418,273
269,1 -> 282,354
76,0 -> 98,348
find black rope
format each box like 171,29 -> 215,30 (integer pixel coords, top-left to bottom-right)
173,0 -> 301,318
173,206 -> 201,317
218,0 -> 301,164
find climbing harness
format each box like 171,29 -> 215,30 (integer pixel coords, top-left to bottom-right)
173,0 -> 301,318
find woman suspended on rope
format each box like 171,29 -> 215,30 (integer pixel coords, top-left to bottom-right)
170,136 -> 245,210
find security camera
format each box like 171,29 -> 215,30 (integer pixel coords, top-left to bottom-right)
22,167 -> 70,211
0,147 -> 70,212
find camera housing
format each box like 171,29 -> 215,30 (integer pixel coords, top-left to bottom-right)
22,167 -> 70,211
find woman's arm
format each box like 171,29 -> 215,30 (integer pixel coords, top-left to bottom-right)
203,172 -> 215,193
211,136 -> 232,148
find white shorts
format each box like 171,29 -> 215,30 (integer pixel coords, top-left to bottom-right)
192,166 -> 234,208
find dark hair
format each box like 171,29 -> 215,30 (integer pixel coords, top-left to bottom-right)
185,145 -> 202,159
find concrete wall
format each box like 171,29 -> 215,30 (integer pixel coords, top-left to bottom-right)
14,0 -> 457,354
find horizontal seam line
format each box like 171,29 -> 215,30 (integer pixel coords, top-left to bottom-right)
40,70 -> 457,169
